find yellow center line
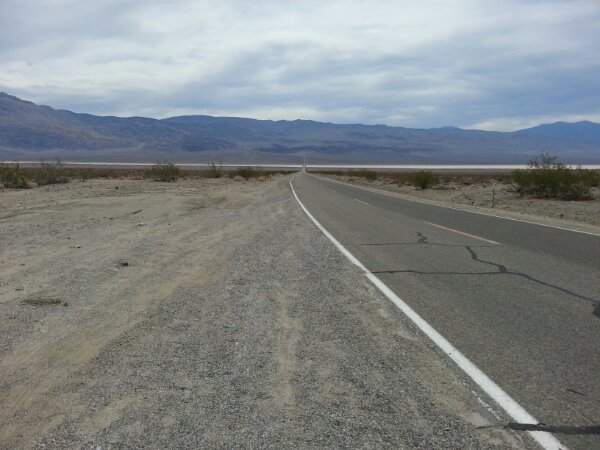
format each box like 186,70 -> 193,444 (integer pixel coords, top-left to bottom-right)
423,221 -> 500,245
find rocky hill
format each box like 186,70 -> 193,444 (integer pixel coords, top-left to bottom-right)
1,93 -> 598,163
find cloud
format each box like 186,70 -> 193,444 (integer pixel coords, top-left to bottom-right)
0,0 -> 599,130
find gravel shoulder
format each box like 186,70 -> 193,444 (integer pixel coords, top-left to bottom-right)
321,174 -> 600,234
1,176 -> 531,448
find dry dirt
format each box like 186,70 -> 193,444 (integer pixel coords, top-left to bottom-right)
1,176 -> 532,448
324,174 -> 600,234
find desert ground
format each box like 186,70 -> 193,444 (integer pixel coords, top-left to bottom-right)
1,175 -> 542,448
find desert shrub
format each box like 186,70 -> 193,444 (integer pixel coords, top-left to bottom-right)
389,173 -> 413,185
558,168 -> 600,199
59,167 -> 146,180
71,168 -> 93,180
512,153 -> 599,200
355,170 -> 378,181
412,171 -> 439,189
33,159 -> 70,185
0,163 -> 29,188
145,161 -> 181,182
207,162 -> 223,178
235,167 -> 258,179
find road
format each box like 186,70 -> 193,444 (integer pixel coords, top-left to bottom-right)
292,173 -> 600,450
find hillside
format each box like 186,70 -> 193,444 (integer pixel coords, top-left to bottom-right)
516,121 -> 600,147
1,93 -> 599,163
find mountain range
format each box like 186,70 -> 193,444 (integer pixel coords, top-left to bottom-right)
1,92 -> 599,164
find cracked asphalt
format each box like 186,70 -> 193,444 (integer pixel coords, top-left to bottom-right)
292,173 -> 600,450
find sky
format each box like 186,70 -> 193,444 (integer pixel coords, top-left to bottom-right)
1,0 -> 599,131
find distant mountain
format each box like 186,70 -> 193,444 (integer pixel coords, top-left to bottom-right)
1,92 -> 599,164
516,121 -> 600,147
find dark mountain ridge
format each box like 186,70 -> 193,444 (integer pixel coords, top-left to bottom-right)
516,121 -> 600,147
1,92 -> 599,163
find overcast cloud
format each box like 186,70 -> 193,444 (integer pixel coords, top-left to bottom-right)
1,0 -> 599,130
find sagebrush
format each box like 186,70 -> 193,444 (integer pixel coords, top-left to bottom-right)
33,160 -> 70,185
355,170 -> 377,181
0,163 -> 29,188
413,171 -> 439,189
145,161 -> 181,182
234,167 -> 260,179
512,153 -> 599,200
207,162 -> 223,178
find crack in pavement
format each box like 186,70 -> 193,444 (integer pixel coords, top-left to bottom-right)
505,422 -> 600,435
370,232 -> 600,317
360,242 -> 487,248
359,233 -> 491,249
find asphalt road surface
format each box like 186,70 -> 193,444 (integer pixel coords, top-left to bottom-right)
292,173 -> 600,450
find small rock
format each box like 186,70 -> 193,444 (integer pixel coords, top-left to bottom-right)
138,222 -> 144,226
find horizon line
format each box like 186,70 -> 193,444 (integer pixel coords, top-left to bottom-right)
2,91 -> 598,133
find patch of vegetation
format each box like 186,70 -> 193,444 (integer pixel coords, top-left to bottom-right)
207,162 -> 223,178
232,166 -> 293,179
412,171 -> 439,189
234,166 -> 259,179
512,153 -> 599,200
32,159 -> 70,185
22,297 -> 63,306
0,163 -> 29,188
315,169 -> 513,190
144,161 -> 181,182
356,170 -> 378,181
2,163 -> 293,184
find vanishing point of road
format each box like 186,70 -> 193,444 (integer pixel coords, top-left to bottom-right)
292,173 -> 600,450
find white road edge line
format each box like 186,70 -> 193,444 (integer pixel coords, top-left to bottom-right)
424,221 -> 500,245
317,174 -> 600,238
354,199 -> 369,205
290,177 -> 567,450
